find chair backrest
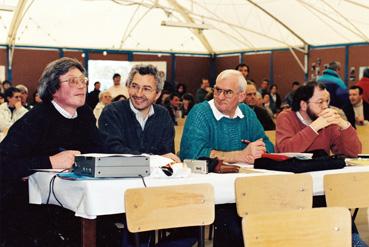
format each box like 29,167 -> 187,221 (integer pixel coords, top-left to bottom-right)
124,183 -> 214,233
243,207 -> 352,247
264,130 -> 275,145
235,174 -> 313,217
324,171 -> 369,208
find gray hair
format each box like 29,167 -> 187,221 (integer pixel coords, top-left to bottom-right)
216,69 -> 247,92
15,84 -> 28,94
38,57 -> 85,102
125,64 -> 164,92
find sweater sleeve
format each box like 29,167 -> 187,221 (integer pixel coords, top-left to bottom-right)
276,111 -> 319,153
0,114 -> 52,180
330,126 -> 362,157
179,105 -> 212,160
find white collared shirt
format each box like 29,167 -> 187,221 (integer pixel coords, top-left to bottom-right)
129,100 -> 154,130
51,100 -> 78,119
208,99 -> 244,121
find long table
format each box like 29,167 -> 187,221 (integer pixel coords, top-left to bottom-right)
29,166 -> 369,246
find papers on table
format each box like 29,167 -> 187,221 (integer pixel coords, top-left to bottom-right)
345,158 -> 369,166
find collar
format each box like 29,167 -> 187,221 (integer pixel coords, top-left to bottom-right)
296,111 -> 311,126
51,100 -> 78,119
353,99 -> 363,108
129,100 -> 155,117
208,99 -> 244,121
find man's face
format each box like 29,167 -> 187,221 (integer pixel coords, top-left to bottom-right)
128,73 -> 160,112
7,92 -> 22,107
20,91 -> 28,105
53,68 -> 87,111
214,75 -> 245,116
170,96 -> 181,108
304,88 -> 330,120
349,89 -> 361,105
238,66 -> 248,78
202,79 -> 209,89
245,84 -> 257,106
261,81 -> 268,89
95,82 -> 101,90
113,76 -> 121,86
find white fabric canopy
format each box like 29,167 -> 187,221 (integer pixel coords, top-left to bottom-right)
1,0 -> 368,54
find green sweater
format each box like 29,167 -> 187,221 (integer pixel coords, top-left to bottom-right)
180,101 -> 274,160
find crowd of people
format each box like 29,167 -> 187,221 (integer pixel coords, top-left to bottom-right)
0,57 -> 368,246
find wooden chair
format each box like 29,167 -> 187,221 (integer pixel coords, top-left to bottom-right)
235,173 -> 313,217
324,172 -> 369,221
124,183 -> 214,247
243,207 -> 352,247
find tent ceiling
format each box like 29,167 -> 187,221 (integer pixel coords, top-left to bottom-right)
1,0 -> 368,55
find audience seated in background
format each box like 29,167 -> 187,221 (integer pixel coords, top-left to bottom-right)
356,68 -> 369,104
99,64 -> 180,162
156,89 -> 171,105
30,90 -> 42,108
261,93 -> 274,119
93,90 -> 112,125
87,81 -> 101,109
244,83 -> 275,130
284,80 -> 300,107
276,80 -> 361,157
317,61 -> 349,110
112,94 -> 127,102
0,87 -> 28,133
180,93 -> 194,117
1,80 -> 12,93
176,83 -> 187,99
258,78 -> 269,95
0,57 -> 102,246
235,63 -> 249,80
269,84 -> 281,113
15,84 -> 31,110
164,92 -> 181,125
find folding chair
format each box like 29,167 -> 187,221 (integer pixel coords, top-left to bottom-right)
244,207 -> 352,247
235,173 -> 313,217
124,183 -> 214,247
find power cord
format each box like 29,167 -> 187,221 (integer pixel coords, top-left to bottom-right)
139,175 -> 147,187
46,169 -> 68,208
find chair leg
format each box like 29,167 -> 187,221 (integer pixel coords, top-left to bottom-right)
134,233 -> 140,247
208,223 -> 213,240
198,226 -> 205,247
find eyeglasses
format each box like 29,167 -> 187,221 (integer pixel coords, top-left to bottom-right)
12,95 -> 22,99
308,99 -> 330,107
129,82 -> 156,94
60,76 -> 88,87
214,86 -> 235,98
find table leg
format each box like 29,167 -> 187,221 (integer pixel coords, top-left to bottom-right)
81,218 -> 96,247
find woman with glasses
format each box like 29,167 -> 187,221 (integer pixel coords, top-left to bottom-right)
0,86 -> 28,133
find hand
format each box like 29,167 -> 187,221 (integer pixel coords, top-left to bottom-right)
49,150 -> 81,169
14,101 -> 23,109
240,138 -> 266,161
310,108 -> 348,131
356,116 -> 364,125
162,153 -> 181,163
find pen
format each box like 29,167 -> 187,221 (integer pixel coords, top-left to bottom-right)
241,139 -> 251,144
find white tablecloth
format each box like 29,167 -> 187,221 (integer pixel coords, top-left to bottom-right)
29,166 -> 369,219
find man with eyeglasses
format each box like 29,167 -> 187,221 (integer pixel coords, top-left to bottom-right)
99,64 -> 180,162
180,69 -> 274,164
276,81 -> 361,157
0,57 -> 102,246
0,86 -> 28,133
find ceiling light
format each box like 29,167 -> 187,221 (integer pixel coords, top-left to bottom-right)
161,21 -> 208,30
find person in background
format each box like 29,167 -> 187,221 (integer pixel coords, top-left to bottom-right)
348,85 -> 369,125
99,64 -> 180,162
87,81 -> 101,109
262,93 -> 274,119
284,80 -> 300,107
269,84 -> 281,113
180,93 -> 195,117
164,92 -> 181,125
235,63 -> 249,79
30,90 -> 42,108
317,61 -> 349,109
0,93 -> 4,104
0,57 -> 102,246
15,84 -> 31,110
276,80 -> 361,157
258,79 -> 269,95
356,68 -> 369,104
93,90 -> 112,125
0,87 -> 28,132
107,73 -> 129,99
195,78 -> 212,103
244,83 -> 275,130
176,83 -> 187,99
112,94 -> 127,102
2,80 -> 12,92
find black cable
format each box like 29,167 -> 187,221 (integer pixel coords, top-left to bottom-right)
139,175 -> 147,187
46,169 -> 68,207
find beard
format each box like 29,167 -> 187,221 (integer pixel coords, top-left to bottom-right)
306,106 -> 318,121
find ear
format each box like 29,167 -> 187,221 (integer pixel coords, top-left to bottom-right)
155,91 -> 162,101
300,100 -> 308,111
238,90 -> 246,103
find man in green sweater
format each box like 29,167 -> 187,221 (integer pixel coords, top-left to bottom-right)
180,69 -> 274,164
